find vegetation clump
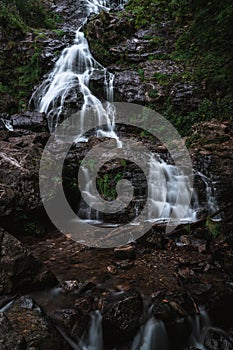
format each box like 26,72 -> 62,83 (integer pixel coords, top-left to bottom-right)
0,0 -> 61,113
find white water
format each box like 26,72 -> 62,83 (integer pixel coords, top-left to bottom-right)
196,171 -> 221,221
0,300 -> 14,313
131,317 -> 169,350
147,156 -> 198,223
30,0 -> 118,139
189,307 -> 211,349
78,166 -> 102,222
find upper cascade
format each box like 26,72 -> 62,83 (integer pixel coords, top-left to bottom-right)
30,0 -> 123,134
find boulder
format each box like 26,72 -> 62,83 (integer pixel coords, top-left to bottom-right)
102,289 -> 143,346
0,229 -> 58,295
0,312 -> 25,350
204,327 -> 233,350
4,296 -> 72,349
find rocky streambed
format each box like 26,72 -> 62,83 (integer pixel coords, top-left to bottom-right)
0,112 -> 233,349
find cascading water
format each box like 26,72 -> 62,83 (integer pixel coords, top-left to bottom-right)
188,307 -> 211,350
196,171 -> 221,221
30,0 -> 118,138
131,317 -> 169,350
147,156 -> 198,223
29,0 -> 219,224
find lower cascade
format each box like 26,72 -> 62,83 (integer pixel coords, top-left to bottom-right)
61,306 -> 211,350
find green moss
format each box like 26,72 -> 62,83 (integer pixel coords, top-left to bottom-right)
0,0 -> 63,112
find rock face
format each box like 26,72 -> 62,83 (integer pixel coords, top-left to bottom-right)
0,228 -> 57,295
85,9 -> 204,112
102,289 -> 143,346
0,112 -> 49,219
189,120 -> 233,207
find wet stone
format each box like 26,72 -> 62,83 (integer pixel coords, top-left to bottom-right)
102,289 -> 143,347
51,308 -> 90,339
114,244 -> 136,260
5,296 -> 72,349
204,327 -> 233,350
0,312 -> 26,350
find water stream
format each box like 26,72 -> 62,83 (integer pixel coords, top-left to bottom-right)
30,0 -> 117,139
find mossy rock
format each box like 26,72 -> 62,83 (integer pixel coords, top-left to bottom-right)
84,11 -> 135,66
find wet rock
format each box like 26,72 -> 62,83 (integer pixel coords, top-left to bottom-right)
0,184 -> 15,216
0,312 -> 26,349
51,308 -> 89,339
75,294 -> 99,314
10,111 -> 48,132
114,260 -> 134,270
60,280 -> 96,295
5,296 -> 71,349
102,289 -> 143,346
0,229 -> 58,295
179,235 -> 207,253
85,11 -> 135,65
106,265 -> 118,275
204,327 -> 233,350
138,228 -> 168,249
60,280 -> 80,293
190,120 -> 233,210
0,132 -> 43,218
114,244 -> 136,260
152,295 -> 192,349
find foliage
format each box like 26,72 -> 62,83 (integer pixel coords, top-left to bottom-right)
97,172 -> 122,200
125,0 -> 233,136
0,0 -> 62,112
205,217 -> 221,240
0,0 -> 59,34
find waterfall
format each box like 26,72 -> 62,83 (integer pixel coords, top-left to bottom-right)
30,0 -> 118,137
131,317 -> 169,350
31,0 -> 220,225
78,166 -> 102,222
188,307 -> 211,349
196,171 -> 221,221
86,311 -> 103,350
147,156 -> 198,223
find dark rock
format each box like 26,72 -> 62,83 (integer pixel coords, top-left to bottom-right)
204,286 -> 233,329
85,11 -> 135,65
102,289 -> 143,346
60,280 -> 96,295
204,327 -> 233,350
60,280 -> 80,293
0,312 -> 26,349
190,120 -> 233,210
51,308 -> 89,340
179,235 -> 207,253
114,260 -> 134,270
0,133 -> 43,217
11,111 -> 48,132
138,228 -> 168,249
114,244 -> 136,260
152,295 -> 192,349
0,229 -> 58,295
0,184 -> 15,216
5,296 -> 72,349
